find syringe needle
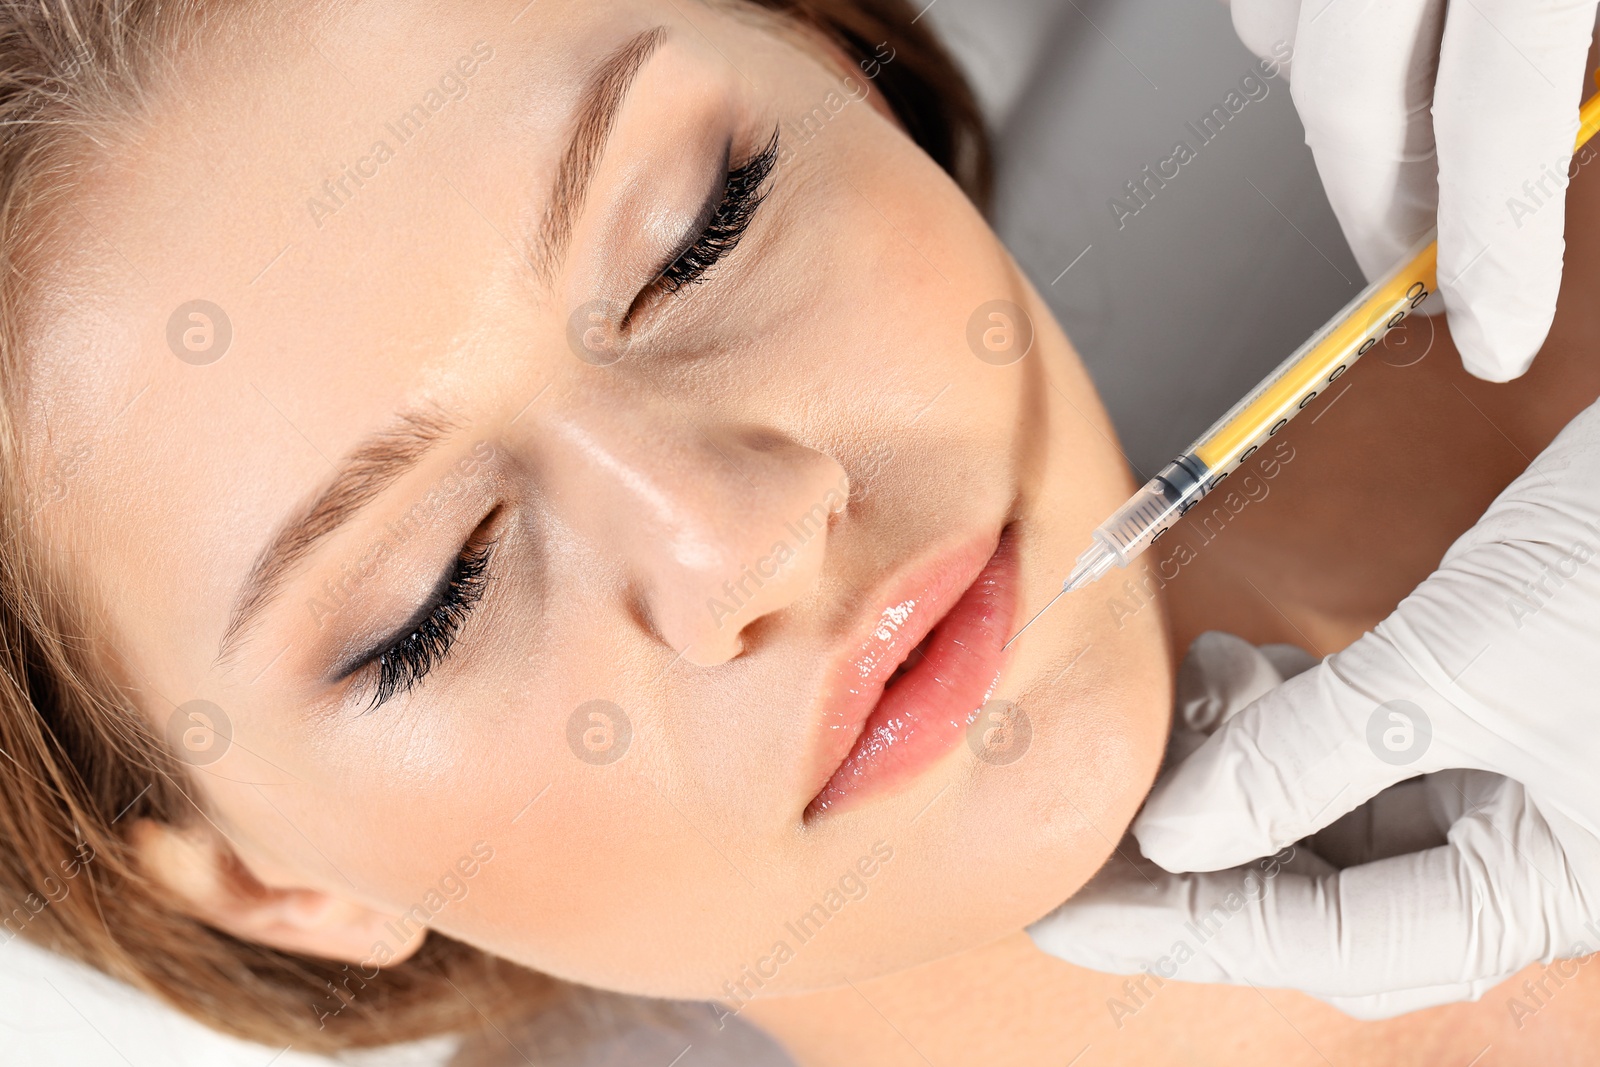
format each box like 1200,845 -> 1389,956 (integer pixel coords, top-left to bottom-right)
1002,586 -> 1067,651
1000,540 -> 1118,652
999,83 -> 1600,662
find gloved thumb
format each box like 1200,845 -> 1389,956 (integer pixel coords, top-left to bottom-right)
1133,634 -> 1455,873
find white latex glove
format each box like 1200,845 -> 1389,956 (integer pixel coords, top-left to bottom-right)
1230,0 -> 1599,381
1030,397 -> 1600,1018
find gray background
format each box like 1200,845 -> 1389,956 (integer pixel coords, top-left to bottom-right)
950,0 -> 1362,476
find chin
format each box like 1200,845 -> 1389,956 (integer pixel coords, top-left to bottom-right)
760,645 -> 1170,992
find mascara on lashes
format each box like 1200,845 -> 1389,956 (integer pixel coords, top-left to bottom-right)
358,537 -> 495,709
632,125 -> 781,315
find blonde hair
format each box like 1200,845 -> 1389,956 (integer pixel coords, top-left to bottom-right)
0,0 -> 987,1054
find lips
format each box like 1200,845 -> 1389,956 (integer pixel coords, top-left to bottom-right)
805,525 -> 1019,819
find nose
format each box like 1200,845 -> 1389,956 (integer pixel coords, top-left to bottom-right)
535,386 -> 848,665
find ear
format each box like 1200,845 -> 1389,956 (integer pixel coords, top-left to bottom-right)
129,819 -> 427,967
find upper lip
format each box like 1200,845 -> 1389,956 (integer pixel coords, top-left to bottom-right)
800,528 -> 1005,810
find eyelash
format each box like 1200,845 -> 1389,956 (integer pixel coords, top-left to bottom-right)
649,126 -> 780,297
358,536 -> 496,711
347,134 -> 780,708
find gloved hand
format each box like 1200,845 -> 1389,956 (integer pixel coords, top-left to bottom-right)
1229,0 -> 1599,381
1029,396 -> 1600,1018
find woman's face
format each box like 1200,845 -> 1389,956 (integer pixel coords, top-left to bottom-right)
24,0 -> 1169,999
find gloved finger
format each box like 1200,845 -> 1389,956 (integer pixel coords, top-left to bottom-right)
1308,776 -> 1450,868
1315,971 -> 1519,1020
1027,840 -> 1335,982
1308,771 -> 1551,1015
1029,854 -> 1486,1003
1035,843 -> 1530,1017
1134,773 -> 1585,1001
1289,0 -> 1447,279
1229,0 -> 1301,78
1431,0 -> 1599,381
1172,631 -> 1310,736
1132,639 -> 1464,874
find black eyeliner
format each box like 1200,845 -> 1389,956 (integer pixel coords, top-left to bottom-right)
629,125 -> 780,321
357,536 -> 496,711
329,555 -> 460,684
650,137 -> 732,291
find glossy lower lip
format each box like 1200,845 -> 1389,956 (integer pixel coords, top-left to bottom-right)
804,525 -> 1019,820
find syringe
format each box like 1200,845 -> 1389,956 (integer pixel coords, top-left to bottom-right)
1005,75 -> 1600,650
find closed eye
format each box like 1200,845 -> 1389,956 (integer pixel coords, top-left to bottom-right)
645,125 -> 779,300
346,524 -> 498,712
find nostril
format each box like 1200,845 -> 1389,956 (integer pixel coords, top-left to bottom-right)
734,426 -> 793,454
622,578 -> 665,646
613,430 -> 849,667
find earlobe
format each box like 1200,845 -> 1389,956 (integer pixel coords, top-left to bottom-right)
128,818 -> 426,967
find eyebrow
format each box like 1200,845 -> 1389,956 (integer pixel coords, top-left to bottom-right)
214,31 -> 667,668
216,404 -> 464,667
528,25 -> 668,284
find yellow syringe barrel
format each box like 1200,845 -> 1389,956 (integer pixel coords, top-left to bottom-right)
1196,77 -> 1600,475
1191,241 -> 1435,472
1070,74 -> 1600,579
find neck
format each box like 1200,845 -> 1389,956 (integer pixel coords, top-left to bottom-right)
741,929 -> 1480,1067
743,932 -> 1119,1067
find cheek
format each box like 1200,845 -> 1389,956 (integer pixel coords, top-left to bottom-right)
338,677 -> 766,996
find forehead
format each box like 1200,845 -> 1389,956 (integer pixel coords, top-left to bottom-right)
16,0 -> 654,674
